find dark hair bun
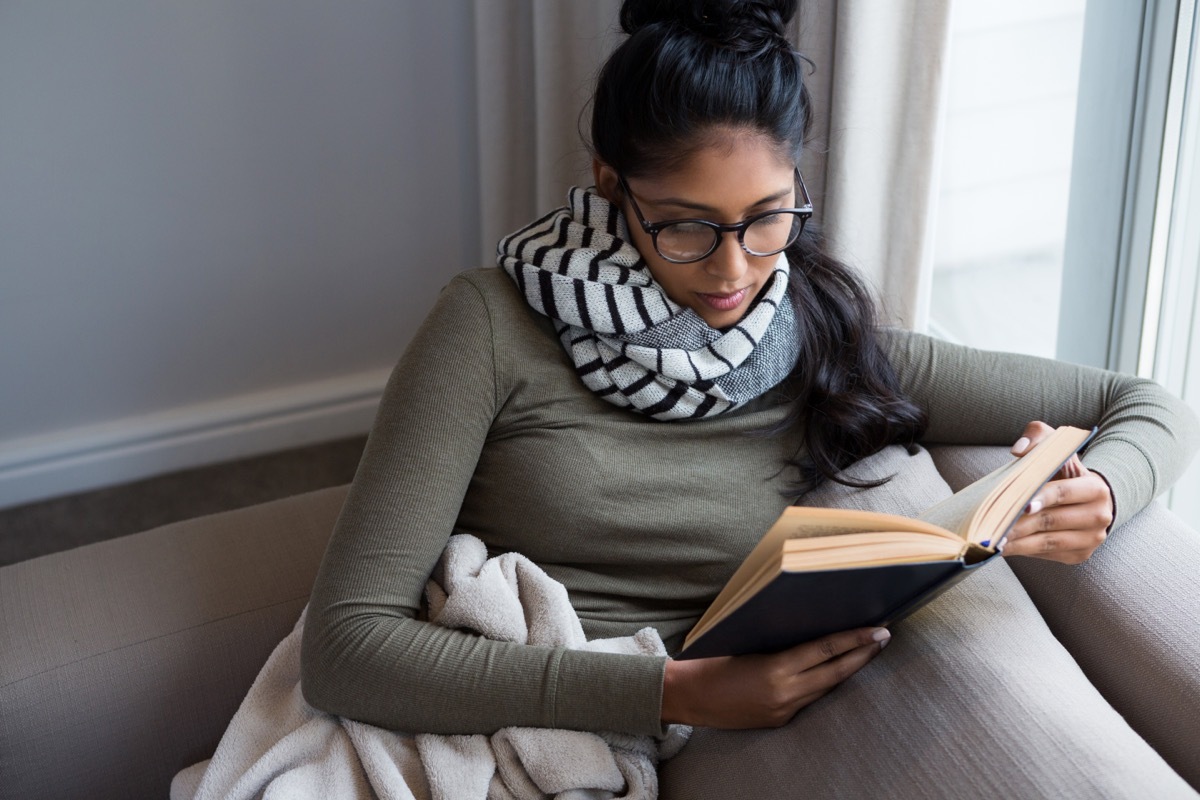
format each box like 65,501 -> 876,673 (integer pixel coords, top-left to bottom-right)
593,0 -> 810,178
619,0 -> 797,52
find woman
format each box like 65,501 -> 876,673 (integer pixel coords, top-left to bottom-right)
301,0 -> 1199,794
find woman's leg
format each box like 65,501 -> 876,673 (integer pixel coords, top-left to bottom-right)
659,558 -> 1196,800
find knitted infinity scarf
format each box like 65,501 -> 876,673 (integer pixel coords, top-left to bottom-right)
497,187 -> 800,421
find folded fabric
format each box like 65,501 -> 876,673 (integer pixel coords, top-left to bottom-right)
170,533 -> 690,800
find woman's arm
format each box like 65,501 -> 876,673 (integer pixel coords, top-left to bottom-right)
299,275 -> 666,736
885,329 -> 1200,530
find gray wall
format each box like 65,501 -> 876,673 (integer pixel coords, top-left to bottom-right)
0,1 -> 481,506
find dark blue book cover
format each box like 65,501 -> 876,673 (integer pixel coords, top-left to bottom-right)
676,555 -> 995,660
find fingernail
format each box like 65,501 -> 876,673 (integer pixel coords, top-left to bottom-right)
1011,437 -> 1030,455
871,628 -> 891,646
1026,498 -> 1043,515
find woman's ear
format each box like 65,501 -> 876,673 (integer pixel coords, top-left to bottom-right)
592,159 -> 621,204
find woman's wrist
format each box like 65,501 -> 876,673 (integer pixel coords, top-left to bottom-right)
662,657 -> 708,726
661,658 -> 687,725
1089,467 -> 1117,532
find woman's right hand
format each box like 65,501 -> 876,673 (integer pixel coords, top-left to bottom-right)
661,627 -> 890,728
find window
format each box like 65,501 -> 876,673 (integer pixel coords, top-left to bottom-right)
1137,0 -> 1200,521
931,0 -> 1200,527
929,2 -> 1087,357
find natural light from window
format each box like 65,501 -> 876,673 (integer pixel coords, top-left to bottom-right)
929,2 -> 1087,358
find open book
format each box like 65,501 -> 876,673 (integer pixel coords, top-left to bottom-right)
677,425 -> 1096,660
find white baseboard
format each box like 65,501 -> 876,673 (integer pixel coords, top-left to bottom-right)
0,367 -> 392,510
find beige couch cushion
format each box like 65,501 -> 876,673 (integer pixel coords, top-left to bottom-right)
0,485 -> 348,800
929,444 -> 1200,788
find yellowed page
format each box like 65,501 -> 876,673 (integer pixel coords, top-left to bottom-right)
782,530 -> 966,556
919,458 -> 1022,540
967,426 -> 1092,541
782,536 -> 965,569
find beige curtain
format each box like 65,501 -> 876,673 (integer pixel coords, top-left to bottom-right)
474,1 -> 953,331
795,1 -> 954,330
473,0 -> 621,266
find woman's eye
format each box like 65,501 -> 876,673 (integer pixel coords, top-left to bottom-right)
753,213 -> 785,226
667,222 -> 709,235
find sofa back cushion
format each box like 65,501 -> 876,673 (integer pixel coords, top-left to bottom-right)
0,485 -> 348,800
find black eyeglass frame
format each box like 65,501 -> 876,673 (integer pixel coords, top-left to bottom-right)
617,168 -> 813,264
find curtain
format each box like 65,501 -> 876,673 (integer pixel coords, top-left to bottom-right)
795,1 -> 954,331
472,0 -> 621,267
474,0 -> 954,331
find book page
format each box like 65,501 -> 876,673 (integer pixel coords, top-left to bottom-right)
782,530 -> 966,555
919,426 -> 1094,548
781,535 -> 965,569
918,457 -> 1022,543
968,426 -> 1093,539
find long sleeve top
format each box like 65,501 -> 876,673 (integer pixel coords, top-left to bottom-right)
300,267 -> 1200,737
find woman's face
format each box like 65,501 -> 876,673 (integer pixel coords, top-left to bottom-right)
595,131 -> 797,330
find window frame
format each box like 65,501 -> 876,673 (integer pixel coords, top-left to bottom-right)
1060,0 -> 1200,522
1057,0 -> 1190,373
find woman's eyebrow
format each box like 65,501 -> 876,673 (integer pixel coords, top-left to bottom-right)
648,186 -> 794,213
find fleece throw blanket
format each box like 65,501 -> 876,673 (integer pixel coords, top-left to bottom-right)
170,534 -> 690,800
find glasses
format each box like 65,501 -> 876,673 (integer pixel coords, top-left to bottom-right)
617,168 -> 813,264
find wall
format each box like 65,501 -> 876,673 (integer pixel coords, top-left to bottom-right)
0,1 -> 480,507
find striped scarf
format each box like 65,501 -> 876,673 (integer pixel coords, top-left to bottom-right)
497,187 -> 799,421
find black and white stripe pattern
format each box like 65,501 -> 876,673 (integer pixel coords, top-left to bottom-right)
498,187 -> 799,421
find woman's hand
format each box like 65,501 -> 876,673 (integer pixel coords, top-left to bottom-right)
661,627 -> 889,728
1002,420 -> 1114,564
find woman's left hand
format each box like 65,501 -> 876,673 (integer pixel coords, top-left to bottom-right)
1002,420 -> 1114,564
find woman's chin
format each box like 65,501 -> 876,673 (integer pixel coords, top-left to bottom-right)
696,307 -> 747,330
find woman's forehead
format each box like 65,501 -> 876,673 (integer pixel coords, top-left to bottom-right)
632,134 -> 795,212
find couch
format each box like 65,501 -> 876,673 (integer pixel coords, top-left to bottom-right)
2,445 -> 1198,799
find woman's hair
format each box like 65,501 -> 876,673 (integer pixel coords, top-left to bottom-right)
590,0 -> 928,494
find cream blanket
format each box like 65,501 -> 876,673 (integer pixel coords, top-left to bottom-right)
170,534 -> 690,800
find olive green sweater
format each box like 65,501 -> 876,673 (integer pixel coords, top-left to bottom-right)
300,267 -> 1199,737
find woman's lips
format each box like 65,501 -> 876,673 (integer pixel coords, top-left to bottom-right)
696,288 -> 749,312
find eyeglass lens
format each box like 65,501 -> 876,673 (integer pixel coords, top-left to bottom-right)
655,212 -> 805,262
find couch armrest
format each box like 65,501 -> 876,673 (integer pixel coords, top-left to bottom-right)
927,444 -> 1200,789
0,484 -> 348,800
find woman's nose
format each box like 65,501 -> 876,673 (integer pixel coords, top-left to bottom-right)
703,232 -> 750,281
